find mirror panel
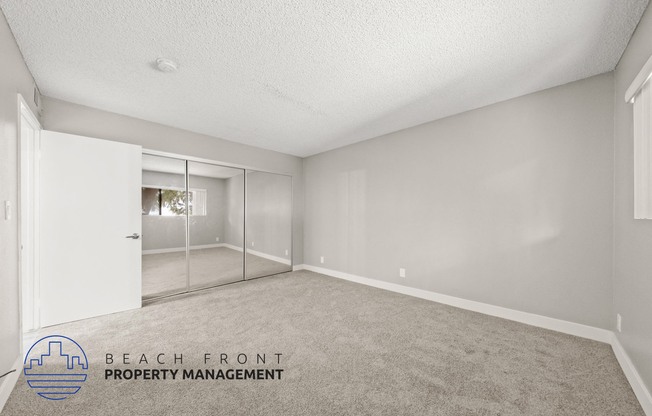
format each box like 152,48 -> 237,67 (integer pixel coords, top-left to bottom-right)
141,154 -> 188,299
188,162 -> 245,289
245,171 -> 292,279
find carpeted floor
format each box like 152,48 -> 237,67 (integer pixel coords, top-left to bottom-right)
2,271 -> 644,415
142,247 -> 290,298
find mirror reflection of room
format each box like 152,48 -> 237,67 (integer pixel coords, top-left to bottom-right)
141,155 -> 294,298
188,162 -> 244,290
141,156 -> 247,298
141,155 -> 188,298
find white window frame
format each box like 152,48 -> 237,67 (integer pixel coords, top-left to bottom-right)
625,54 -> 652,220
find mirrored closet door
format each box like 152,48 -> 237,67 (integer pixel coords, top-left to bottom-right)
141,155 -> 189,299
188,161 -> 245,290
141,153 -> 293,300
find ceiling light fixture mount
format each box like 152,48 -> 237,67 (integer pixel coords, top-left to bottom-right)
155,58 -> 178,73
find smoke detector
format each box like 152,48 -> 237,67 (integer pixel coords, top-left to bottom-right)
155,58 -> 178,73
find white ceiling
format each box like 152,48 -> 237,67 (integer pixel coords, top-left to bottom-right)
1,0 -> 649,157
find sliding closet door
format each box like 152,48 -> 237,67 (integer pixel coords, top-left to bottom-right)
188,162 -> 245,289
141,155 -> 189,299
245,171 -> 292,279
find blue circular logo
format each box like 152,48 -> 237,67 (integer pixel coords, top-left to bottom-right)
23,335 -> 89,400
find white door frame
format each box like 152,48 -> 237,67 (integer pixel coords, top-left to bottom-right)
18,94 -> 41,338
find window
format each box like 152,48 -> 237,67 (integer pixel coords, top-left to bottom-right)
142,186 -> 207,216
626,54 -> 652,219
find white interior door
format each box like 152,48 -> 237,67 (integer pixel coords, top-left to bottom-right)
39,130 -> 142,326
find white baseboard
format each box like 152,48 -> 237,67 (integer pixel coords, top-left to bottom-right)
612,334 -> 652,415
222,244 -> 291,265
298,264 -> 612,343
222,243 -> 242,252
247,249 -> 291,265
296,264 -> 652,413
143,243 -> 224,255
0,356 -> 21,413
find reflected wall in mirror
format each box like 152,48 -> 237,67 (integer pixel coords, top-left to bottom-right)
141,154 -> 188,299
246,171 -> 292,279
188,162 -> 245,289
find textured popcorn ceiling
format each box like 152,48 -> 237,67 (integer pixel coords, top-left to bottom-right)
1,0 -> 648,157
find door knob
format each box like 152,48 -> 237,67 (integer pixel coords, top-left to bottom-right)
125,233 -> 140,239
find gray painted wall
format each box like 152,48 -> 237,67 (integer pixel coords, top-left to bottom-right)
142,171 -> 228,251
40,96 -> 304,264
223,172 -> 293,262
225,174 -> 245,248
613,3 -> 652,394
0,10 -> 40,388
246,171 -> 292,261
189,175 -> 227,248
304,73 -> 615,329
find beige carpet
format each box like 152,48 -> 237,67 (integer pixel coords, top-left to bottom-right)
142,247 -> 290,298
3,271 -> 643,415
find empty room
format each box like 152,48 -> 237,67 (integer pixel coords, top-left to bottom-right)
1,1 -> 652,414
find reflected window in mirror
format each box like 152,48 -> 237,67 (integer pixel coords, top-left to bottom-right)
141,186 -> 207,216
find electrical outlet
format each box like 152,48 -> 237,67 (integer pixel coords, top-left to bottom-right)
216,237 -> 220,242
617,314 -> 622,332
320,256 -> 324,264
399,268 -> 406,278
285,249 -> 289,256
4,201 -> 11,221
251,242 -> 254,247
